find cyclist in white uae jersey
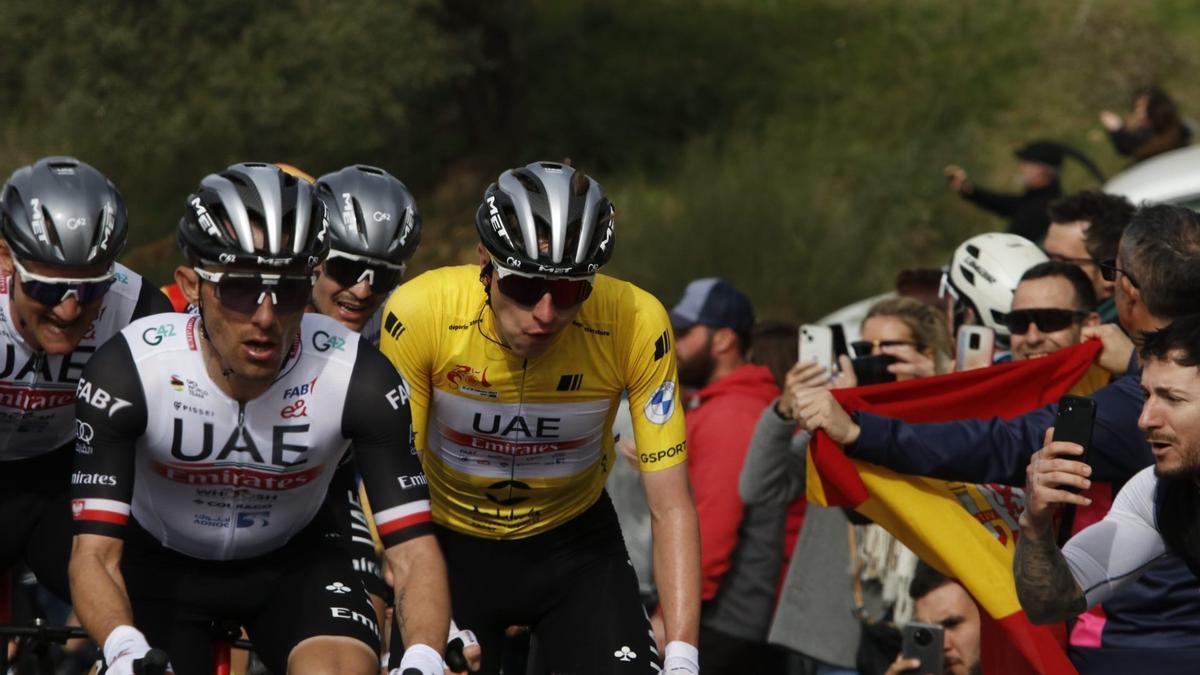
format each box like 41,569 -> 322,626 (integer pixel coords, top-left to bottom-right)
0,156 -> 171,605
68,163 -> 451,675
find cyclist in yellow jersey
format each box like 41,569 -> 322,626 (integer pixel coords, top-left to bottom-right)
380,161 -> 701,674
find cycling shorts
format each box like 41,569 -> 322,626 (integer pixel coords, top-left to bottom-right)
391,491 -> 659,674
121,515 -> 380,675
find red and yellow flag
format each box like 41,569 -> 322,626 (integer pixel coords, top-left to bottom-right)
808,340 -> 1104,675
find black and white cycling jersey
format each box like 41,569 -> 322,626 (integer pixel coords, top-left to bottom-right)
0,263 -> 166,460
72,311 -> 432,560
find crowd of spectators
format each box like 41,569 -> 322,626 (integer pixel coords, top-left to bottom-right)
609,85 -> 1200,675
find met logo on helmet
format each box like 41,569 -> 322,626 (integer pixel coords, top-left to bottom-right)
189,196 -> 224,241
486,195 -> 513,245
340,192 -> 357,229
29,198 -> 49,244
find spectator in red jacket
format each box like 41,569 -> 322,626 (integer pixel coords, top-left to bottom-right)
670,278 -> 784,674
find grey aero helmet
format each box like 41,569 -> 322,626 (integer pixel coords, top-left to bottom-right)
315,165 -> 421,268
0,156 -> 128,267
178,162 -> 329,269
476,161 -> 615,277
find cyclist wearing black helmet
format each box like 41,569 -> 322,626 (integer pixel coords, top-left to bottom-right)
311,164 -> 420,339
68,163 -> 452,675
380,161 -> 701,674
0,156 -> 170,605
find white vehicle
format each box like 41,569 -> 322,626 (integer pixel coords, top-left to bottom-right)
1104,145 -> 1200,209
816,291 -> 894,344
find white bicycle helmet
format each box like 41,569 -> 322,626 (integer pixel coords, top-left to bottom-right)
944,232 -> 1048,336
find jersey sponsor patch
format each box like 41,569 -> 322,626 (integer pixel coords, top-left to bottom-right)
643,381 -> 676,425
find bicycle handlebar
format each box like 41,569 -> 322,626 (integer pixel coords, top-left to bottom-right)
133,648 -> 170,675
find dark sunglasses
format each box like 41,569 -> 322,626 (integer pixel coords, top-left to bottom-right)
850,339 -> 923,358
492,262 -> 594,309
1003,308 -> 1087,335
1097,259 -> 1140,289
324,252 -> 404,295
193,268 -> 314,315
12,258 -> 115,306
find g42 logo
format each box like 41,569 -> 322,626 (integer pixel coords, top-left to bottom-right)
312,330 -> 346,352
142,324 -> 177,346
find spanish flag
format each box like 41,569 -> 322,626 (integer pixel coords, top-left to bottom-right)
807,340 -> 1105,675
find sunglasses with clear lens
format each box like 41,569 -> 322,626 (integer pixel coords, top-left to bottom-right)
12,258 -> 115,306
850,339 -> 922,358
1097,259 -> 1140,288
324,251 -> 404,295
193,268 -> 315,315
1003,308 -> 1086,335
492,262 -> 594,309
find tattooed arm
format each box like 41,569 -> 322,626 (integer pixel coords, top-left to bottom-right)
1014,430 -> 1092,623
1014,525 -> 1086,623
1017,432 -> 1168,621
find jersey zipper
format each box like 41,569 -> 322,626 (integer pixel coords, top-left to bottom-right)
504,358 -> 528,522
221,401 -> 248,557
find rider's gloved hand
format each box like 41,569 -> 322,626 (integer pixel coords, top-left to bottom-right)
445,619 -> 481,673
663,640 -> 699,675
101,626 -> 172,675
389,643 -> 442,675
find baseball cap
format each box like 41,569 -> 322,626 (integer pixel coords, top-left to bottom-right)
669,278 -> 755,333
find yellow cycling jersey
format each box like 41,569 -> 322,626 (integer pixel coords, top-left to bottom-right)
379,264 -> 687,539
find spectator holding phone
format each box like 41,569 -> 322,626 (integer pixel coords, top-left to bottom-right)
885,563 -> 982,675
738,297 -> 951,674
1016,314 -> 1200,631
793,204 -> 1200,673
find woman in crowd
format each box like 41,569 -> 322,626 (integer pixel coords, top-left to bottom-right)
739,296 -> 952,675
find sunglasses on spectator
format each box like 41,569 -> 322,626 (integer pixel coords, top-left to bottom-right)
490,259 -> 594,309
193,268 -> 315,315
12,257 -> 115,306
323,250 -> 405,295
1097,259 -> 1140,289
851,339 -> 924,358
1003,308 -> 1087,335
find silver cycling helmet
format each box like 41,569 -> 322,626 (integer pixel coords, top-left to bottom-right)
0,156 -> 127,267
178,162 -> 329,269
315,164 -> 421,267
475,161 -> 615,277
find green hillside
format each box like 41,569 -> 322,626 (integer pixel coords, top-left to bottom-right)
0,0 -> 1194,320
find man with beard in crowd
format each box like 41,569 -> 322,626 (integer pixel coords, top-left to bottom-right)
670,277 -> 783,673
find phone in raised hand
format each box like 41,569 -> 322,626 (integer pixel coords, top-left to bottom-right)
799,324 -> 834,375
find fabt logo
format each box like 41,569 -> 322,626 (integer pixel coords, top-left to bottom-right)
76,377 -> 132,417
385,379 -> 411,410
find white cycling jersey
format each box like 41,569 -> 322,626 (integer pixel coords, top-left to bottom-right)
72,311 -> 432,560
0,263 -> 159,460
1063,466 -> 1170,608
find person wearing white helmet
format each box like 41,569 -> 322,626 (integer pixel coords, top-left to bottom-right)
939,232 -> 1049,351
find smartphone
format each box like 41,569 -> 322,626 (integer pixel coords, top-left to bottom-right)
955,325 -> 995,371
799,324 -> 834,374
901,621 -> 944,675
1053,395 -> 1096,467
851,354 -> 897,386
